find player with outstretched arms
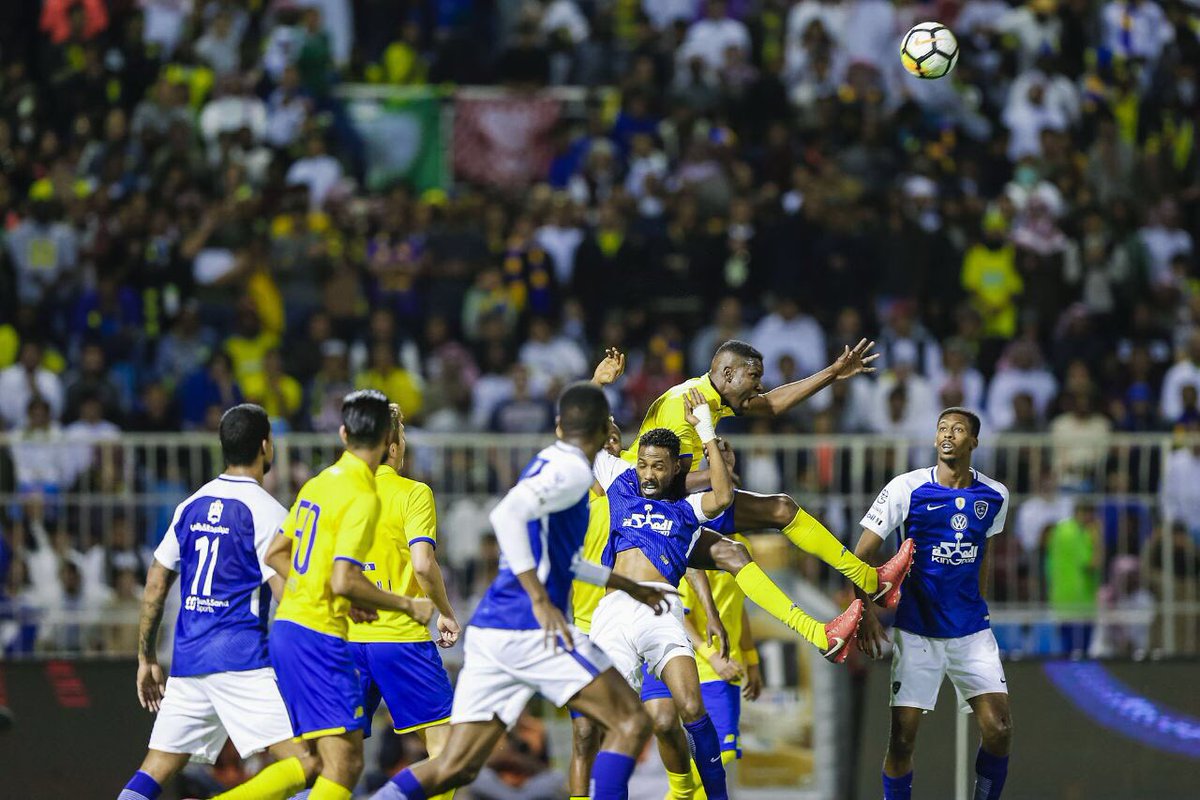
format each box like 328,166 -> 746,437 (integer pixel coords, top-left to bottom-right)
266,390 -> 435,800
854,407 -> 1013,800
589,389 -> 866,800
369,382 -> 674,800
118,404 -> 320,800
347,403 -> 460,800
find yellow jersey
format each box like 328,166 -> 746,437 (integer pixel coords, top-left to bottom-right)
348,466 -> 437,643
572,488 -> 611,634
625,374 -> 735,470
681,534 -> 751,684
275,451 -> 380,639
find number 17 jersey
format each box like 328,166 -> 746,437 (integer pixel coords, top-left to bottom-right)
154,475 -> 289,677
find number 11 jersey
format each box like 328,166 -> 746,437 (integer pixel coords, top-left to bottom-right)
154,474 -> 289,677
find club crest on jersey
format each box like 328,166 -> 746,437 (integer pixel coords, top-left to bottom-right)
974,500 -> 988,519
955,497 -> 965,510
623,504 -> 674,535
208,499 -> 224,523
932,531 -> 978,565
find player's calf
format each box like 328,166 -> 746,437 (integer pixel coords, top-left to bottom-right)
568,715 -> 603,799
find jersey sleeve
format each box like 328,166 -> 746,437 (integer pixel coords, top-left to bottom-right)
594,451 -> 633,491
685,493 -> 717,523
153,502 -> 185,571
254,496 -> 289,581
334,492 -> 381,566
860,475 -> 911,538
512,455 -> 595,515
986,485 -> 1010,538
402,483 -> 438,549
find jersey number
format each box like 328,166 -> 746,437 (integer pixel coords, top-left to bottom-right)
292,500 -> 321,575
190,536 -> 221,596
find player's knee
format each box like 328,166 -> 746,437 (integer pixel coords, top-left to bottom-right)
675,694 -> 706,724
712,538 -> 751,572
648,704 -> 678,737
768,494 -> 798,527
887,724 -> 918,760
299,752 -> 322,782
616,706 -> 654,746
573,717 -> 600,754
981,712 -> 1013,749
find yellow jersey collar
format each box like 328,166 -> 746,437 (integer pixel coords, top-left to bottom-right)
699,373 -> 732,413
337,450 -> 377,485
376,464 -> 399,479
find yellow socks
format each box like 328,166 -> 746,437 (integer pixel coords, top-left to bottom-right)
735,562 -> 828,650
690,750 -> 738,799
309,776 -> 352,800
211,756 -> 306,800
429,790 -> 457,800
782,508 -> 877,594
663,769 -> 696,799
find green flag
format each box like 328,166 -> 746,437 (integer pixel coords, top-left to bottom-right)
345,88 -> 444,192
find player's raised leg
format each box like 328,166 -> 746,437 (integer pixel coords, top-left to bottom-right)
691,529 -> 864,662
730,491 -> 913,608
968,693 -> 1012,800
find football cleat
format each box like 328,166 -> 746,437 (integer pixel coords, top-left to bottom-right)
822,599 -> 864,664
872,538 -> 915,609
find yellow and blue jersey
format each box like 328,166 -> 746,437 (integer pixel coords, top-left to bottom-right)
572,488 -> 611,635
681,534 -> 751,684
348,465 -> 437,644
275,451 -> 380,639
625,374 -> 735,471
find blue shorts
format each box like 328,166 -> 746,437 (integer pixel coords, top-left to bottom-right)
350,640 -> 454,736
271,620 -> 368,739
639,666 -> 742,757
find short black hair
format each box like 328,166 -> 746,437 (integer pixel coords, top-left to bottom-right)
715,339 -> 764,363
639,427 -> 681,459
220,404 -> 271,467
558,381 -> 611,438
938,407 -> 982,437
342,389 -> 393,447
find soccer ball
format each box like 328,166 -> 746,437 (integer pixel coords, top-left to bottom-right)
900,22 -> 959,80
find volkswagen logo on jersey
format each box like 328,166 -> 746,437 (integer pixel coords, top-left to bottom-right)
931,531 -> 978,565
974,500 -> 989,519
950,513 -> 969,531
623,503 -> 675,535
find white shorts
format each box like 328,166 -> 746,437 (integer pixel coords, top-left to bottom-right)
588,584 -> 691,692
890,628 -> 1008,713
148,667 -> 294,764
451,625 -> 612,728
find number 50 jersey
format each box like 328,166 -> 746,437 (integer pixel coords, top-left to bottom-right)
154,475 -> 289,677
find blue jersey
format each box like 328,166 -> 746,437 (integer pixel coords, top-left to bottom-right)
594,453 -> 717,587
471,442 -> 594,631
861,467 -> 1009,639
154,475 -> 288,677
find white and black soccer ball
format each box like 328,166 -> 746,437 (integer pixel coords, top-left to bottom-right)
900,22 -> 959,80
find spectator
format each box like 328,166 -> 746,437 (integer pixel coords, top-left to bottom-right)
64,343 -> 123,424
1101,0 -> 1174,68
1161,416 -> 1200,542
265,65 -> 312,149
1160,330 -> 1200,424
496,22 -> 551,85
678,0 -> 751,77
986,341 -> 1059,431
356,341 -> 425,422
1046,502 -> 1102,658
749,296 -> 826,387
1015,470 -> 1073,554
241,348 -> 304,430
489,364 -> 555,433
285,133 -> 345,210
0,341 -> 65,429
5,192 -> 79,309
518,315 -> 588,387
961,212 -> 1022,345
154,301 -> 217,385
1049,391 -> 1113,490
690,297 -> 750,375
177,351 -> 243,430
194,7 -> 244,77
1138,199 -> 1194,289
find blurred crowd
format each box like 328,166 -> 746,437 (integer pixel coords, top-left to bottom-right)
0,0 -> 1199,661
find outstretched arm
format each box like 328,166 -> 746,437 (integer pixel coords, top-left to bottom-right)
136,561 -> 177,712
685,567 -> 729,658
743,339 -> 878,416
591,347 -> 626,386
330,560 -> 434,622
685,389 -> 734,518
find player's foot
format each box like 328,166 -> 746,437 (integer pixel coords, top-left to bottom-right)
821,599 -> 863,664
872,538 -> 915,609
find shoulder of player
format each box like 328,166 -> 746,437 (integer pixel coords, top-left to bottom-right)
888,467 -> 934,497
971,470 -> 1010,502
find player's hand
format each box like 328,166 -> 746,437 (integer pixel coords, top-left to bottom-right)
829,339 -> 879,381
625,583 -> 676,615
349,605 -> 379,624
137,660 -> 166,713
707,651 -> 744,683
856,607 -> 887,660
531,597 -> 575,651
742,662 -> 763,701
407,596 -> 435,626
707,617 -> 730,660
591,347 -> 626,386
682,388 -> 707,427
716,437 -> 736,472
436,614 -> 461,648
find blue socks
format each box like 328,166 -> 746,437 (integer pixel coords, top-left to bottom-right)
683,714 -> 728,800
590,750 -> 636,799
118,771 -> 162,800
882,770 -> 913,800
375,768 -> 427,800
973,748 -> 1009,800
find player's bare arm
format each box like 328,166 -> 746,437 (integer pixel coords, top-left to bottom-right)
591,347 -> 626,386
264,531 -> 294,580
685,567 -> 730,659
410,540 -> 461,647
516,568 -> 577,651
685,388 -> 733,518
329,559 -> 435,622
136,561 -> 177,713
682,602 -> 743,683
743,339 -> 879,416
852,531 -> 889,660
684,437 -> 737,493
740,604 -> 763,701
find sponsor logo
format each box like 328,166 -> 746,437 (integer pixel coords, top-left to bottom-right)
874,489 -> 888,506
623,503 -> 674,535
207,499 -> 224,524
892,681 -> 902,694
955,497 -> 966,510
950,513 -> 969,532
931,531 -> 978,565
926,503 -> 946,511
189,521 -> 230,535
974,500 -> 989,519
184,595 -> 231,613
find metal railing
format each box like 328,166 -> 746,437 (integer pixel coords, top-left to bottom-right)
2,431 -> 1197,658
